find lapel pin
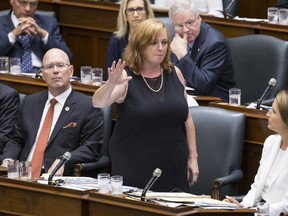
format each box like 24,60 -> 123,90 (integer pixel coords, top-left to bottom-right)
65,106 -> 70,112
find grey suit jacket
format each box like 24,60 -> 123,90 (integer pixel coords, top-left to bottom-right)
0,10 -> 72,62
171,22 -> 235,102
1,90 -> 103,175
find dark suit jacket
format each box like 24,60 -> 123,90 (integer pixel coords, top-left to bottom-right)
1,90 -> 103,175
106,34 -> 129,78
171,22 -> 236,102
0,83 -> 19,155
0,10 -> 73,63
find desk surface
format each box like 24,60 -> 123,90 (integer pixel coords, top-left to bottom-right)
0,177 -> 255,216
0,177 -> 86,216
0,73 -> 221,106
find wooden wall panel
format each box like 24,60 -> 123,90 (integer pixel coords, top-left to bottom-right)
238,0 -> 277,18
62,28 -> 111,78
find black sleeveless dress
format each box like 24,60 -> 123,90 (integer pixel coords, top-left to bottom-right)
109,67 -> 190,192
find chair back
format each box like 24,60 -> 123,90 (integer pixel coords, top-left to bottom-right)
222,0 -> 239,17
190,106 -> 245,199
156,17 -> 175,41
73,105 -> 112,177
227,34 -> 288,105
19,93 -> 26,110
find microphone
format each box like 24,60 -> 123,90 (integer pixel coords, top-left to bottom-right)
35,68 -> 42,79
141,168 -> 162,201
48,152 -> 71,185
220,0 -> 237,18
256,78 -> 277,109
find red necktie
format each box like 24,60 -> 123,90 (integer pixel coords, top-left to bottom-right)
31,98 -> 57,178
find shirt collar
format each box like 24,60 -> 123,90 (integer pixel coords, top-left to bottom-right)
48,86 -> 72,106
11,11 -> 20,27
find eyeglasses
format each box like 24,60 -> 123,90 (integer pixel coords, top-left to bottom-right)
41,62 -> 70,72
17,0 -> 38,8
125,7 -> 146,16
149,40 -> 168,47
174,19 -> 197,31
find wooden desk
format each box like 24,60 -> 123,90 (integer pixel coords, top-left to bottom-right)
201,16 -> 288,41
0,177 -> 254,216
87,191 -> 255,216
0,177 -> 87,216
0,73 -> 97,96
0,73 -> 220,107
209,102 -> 274,194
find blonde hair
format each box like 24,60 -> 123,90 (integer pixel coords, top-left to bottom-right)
275,90 -> 288,128
123,19 -> 173,74
115,0 -> 154,38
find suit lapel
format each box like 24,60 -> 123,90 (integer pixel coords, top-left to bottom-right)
30,94 -> 48,148
47,91 -> 76,145
3,13 -> 14,36
190,23 -> 205,61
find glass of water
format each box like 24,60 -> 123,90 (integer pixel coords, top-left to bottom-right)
111,175 -> 123,196
229,88 -> 241,106
7,160 -> 19,179
92,68 -> 103,86
97,173 -> 110,194
80,66 -> 92,84
267,7 -> 279,24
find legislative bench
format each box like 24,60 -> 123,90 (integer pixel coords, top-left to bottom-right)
0,177 -> 255,216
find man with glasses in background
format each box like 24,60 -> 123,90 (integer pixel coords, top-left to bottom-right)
0,48 -> 103,178
0,0 -> 72,73
169,0 -> 235,102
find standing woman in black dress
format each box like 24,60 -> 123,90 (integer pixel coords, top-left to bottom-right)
93,19 -> 199,192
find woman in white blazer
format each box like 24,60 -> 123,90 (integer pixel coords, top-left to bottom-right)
225,90 -> 288,216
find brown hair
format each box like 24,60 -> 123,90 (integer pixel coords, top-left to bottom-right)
122,19 -> 173,74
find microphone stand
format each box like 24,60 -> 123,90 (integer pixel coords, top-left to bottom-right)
223,0 -> 236,18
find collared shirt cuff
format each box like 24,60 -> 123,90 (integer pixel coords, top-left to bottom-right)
8,32 -> 16,44
42,32 -> 49,45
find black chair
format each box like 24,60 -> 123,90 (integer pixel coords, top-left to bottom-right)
190,106 -> 245,200
73,105 -> 112,178
156,17 -> 175,41
222,0 -> 239,17
227,34 -> 288,105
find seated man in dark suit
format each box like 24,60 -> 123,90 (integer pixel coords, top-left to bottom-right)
0,48 -> 103,178
169,0 -> 236,102
0,83 -> 19,156
0,0 -> 72,73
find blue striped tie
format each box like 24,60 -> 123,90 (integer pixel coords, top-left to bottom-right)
20,35 -> 33,73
